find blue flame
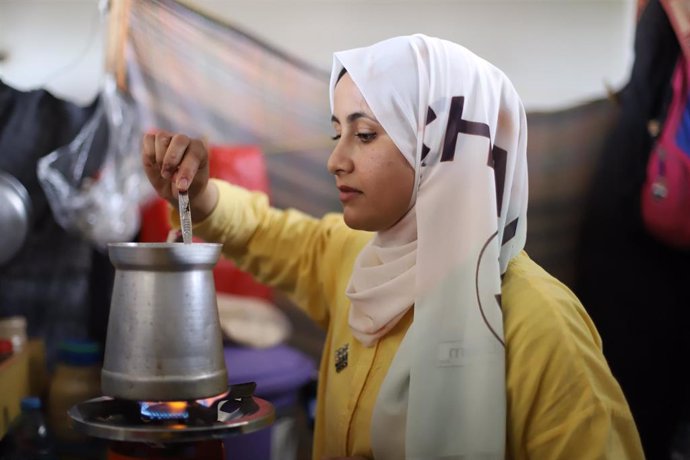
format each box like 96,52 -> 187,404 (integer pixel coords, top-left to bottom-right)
139,402 -> 189,420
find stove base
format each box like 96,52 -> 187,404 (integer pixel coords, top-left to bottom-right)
107,439 -> 224,460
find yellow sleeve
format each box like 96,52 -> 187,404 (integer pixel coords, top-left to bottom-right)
179,179 -> 371,329
503,253 -> 645,460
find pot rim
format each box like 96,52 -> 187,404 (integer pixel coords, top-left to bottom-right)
107,242 -> 223,269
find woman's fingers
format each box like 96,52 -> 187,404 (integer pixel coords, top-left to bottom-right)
153,131 -> 172,167
142,132 -> 156,167
161,133 -> 191,180
142,132 -> 167,192
175,139 -> 208,192
141,131 -> 210,201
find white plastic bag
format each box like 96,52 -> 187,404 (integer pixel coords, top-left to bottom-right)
37,76 -> 153,247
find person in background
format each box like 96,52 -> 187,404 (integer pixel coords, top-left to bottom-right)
575,1 -> 690,458
142,34 -> 644,460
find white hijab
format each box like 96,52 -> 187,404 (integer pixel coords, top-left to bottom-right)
330,35 -> 528,459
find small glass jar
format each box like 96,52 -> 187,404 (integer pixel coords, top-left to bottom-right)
47,339 -> 102,445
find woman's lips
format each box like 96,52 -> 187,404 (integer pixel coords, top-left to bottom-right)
338,185 -> 361,203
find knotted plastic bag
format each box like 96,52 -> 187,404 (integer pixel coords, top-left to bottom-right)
37,76 -> 153,248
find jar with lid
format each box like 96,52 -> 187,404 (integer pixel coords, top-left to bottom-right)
0,315 -> 27,353
46,339 -> 103,458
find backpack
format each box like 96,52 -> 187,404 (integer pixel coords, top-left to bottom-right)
641,57 -> 690,248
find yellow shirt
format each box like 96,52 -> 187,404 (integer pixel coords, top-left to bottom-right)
191,179 -> 644,460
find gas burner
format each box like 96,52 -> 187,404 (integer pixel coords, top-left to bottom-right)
140,401 -> 190,421
68,382 -> 274,443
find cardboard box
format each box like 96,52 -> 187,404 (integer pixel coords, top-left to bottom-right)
0,340 -> 46,439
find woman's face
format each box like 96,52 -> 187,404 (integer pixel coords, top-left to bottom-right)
328,73 -> 415,232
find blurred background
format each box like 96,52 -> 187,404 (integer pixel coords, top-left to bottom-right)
1,1 -> 689,460
0,0 -> 635,109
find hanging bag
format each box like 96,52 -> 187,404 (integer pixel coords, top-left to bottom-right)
641,57 -> 690,248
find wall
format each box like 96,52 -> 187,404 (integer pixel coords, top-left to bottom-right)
0,0 -> 636,110
0,0 -> 108,106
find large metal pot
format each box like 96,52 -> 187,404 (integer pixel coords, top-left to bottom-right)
0,170 -> 32,266
102,242 -> 228,401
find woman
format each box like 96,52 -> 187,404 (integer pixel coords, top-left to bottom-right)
142,34 -> 644,460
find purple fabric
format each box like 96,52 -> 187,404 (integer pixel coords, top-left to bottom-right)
223,345 -> 314,459
224,345 -> 316,409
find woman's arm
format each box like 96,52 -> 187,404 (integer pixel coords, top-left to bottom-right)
502,253 -> 645,460
182,179 -> 371,329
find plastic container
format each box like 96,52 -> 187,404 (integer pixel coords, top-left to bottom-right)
3,396 -> 56,460
47,339 -> 103,457
0,316 -> 27,352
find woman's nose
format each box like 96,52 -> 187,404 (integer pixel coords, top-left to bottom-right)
327,142 -> 352,176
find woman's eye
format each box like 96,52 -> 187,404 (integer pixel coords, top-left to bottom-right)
356,132 -> 376,142
331,134 -> 341,141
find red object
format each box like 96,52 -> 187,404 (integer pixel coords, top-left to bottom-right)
0,338 -> 12,361
107,440 -> 224,460
641,59 -> 690,248
139,145 -> 272,300
0,338 -> 12,353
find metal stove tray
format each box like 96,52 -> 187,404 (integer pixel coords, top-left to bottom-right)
68,385 -> 274,443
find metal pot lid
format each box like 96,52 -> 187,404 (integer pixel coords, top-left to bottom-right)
0,171 -> 32,266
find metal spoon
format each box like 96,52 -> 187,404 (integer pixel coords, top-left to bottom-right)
178,191 -> 193,244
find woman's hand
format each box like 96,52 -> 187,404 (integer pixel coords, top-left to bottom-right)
141,130 -> 218,222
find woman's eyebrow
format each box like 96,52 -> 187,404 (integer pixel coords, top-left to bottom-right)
330,112 -> 377,124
